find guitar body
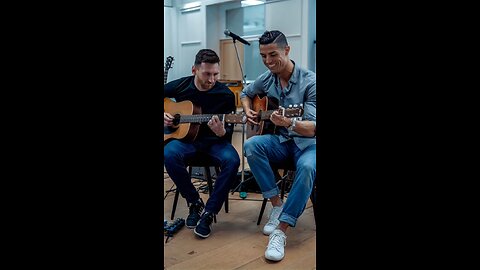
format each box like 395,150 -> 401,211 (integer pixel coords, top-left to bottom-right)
164,99 -> 201,144
246,95 -> 279,139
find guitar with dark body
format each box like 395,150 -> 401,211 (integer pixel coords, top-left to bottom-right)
246,95 -> 304,139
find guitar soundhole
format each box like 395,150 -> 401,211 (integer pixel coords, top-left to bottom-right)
172,114 -> 181,126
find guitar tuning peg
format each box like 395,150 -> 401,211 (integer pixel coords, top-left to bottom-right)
293,104 -> 298,107
288,104 -> 292,108
300,104 -> 304,107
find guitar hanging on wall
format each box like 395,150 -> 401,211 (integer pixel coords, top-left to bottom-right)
164,56 -> 174,84
163,56 -> 176,103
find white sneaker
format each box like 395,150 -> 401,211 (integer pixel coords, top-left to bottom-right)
263,206 -> 283,235
265,229 -> 287,261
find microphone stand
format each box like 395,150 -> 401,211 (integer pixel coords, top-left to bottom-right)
229,38 -> 255,199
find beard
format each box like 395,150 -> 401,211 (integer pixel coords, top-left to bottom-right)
200,81 -> 214,90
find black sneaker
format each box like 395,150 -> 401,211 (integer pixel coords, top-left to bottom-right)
185,198 -> 204,229
194,211 -> 214,238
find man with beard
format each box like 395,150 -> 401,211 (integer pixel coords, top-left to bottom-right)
164,49 -> 240,239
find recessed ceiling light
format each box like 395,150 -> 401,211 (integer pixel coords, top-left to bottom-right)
241,0 -> 265,7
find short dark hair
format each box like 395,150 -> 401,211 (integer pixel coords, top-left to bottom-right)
259,30 -> 288,48
194,49 -> 220,66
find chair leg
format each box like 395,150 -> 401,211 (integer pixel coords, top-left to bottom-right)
280,170 -> 289,200
310,177 -> 317,225
187,166 -> 193,208
171,189 -> 180,220
204,166 -> 217,223
213,166 -> 228,213
257,198 -> 268,225
310,188 -> 316,225
171,166 -> 193,220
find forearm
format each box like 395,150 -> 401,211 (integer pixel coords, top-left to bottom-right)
289,119 -> 316,137
241,96 -> 252,112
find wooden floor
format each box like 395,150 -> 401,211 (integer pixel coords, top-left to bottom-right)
163,125 -> 316,270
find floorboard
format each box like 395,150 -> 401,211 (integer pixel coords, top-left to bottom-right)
164,128 -> 316,269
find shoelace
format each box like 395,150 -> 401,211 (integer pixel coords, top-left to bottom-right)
206,213 -> 213,223
189,202 -> 204,216
266,218 -> 280,227
201,212 -> 214,224
266,207 -> 282,226
268,232 -> 286,252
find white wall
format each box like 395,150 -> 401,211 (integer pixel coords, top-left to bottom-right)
205,4 -> 221,56
164,6 -> 178,82
265,0 -> 302,66
164,0 -> 316,82
177,7 -> 205,80
306,0 -> 316,72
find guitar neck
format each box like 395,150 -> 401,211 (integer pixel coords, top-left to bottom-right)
259,110 -> 276,120
178,114 -> 226,124
259,109 -> 292,120
164,70 -> 169,84
258,108 -> 303,120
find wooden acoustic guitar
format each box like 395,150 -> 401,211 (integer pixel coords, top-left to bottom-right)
246,95 -> 304,139
164,99 -> 247,144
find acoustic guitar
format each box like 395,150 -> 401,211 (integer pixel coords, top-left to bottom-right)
246,95 -> 304,139
164,99 -> 247,144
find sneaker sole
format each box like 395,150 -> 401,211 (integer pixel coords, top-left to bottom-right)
265,254 -> 284,261
193,228 -> 211,238
186,224 -> 197,229
263,225 -> 278,235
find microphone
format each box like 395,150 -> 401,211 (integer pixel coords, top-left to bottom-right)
224,29 -> 251,46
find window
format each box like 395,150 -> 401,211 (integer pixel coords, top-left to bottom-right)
226,4 -> 265,37
244,40 -> 268,80
226,4 -> 266,81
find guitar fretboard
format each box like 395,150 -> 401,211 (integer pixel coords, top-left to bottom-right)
178,114 -> 226,123
164,70 -> 169,84
260,110 -> 276,120
259,109 -> 301,120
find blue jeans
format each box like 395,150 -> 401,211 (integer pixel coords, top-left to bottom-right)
244,135 -> 316,227
164,138 -> 240,214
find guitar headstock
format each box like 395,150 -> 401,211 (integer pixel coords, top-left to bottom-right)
277,107 -> 304,118
165,56 -> 174,71
225,113 -> 247,124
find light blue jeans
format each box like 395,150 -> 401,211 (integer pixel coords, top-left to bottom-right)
244,134 -> 316,227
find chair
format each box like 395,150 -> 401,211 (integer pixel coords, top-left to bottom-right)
257,160 -> 317,225
170,154 -> 229,223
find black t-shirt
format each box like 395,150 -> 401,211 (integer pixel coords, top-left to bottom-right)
164,76 -> 236,143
